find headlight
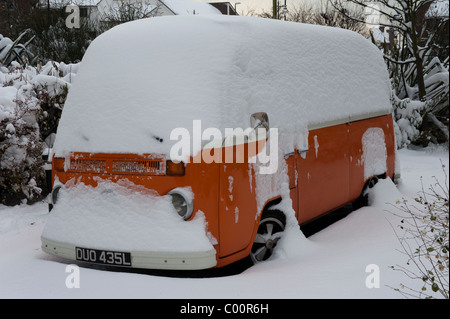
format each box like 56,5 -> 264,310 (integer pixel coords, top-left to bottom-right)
168,188 -> 193,220
51,185 -> 63,205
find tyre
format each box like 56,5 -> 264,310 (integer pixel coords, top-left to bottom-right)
353,176 -> 379,209
250,209 -> 286,263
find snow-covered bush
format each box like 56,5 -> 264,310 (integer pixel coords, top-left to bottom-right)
390,52 -> 449,149
0,101 -> 44,205
392,96 -> 426,149
0,60 -> 78,205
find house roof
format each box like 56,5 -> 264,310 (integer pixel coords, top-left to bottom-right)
426,0 -> 449,18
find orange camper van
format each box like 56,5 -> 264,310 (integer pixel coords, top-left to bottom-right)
41,15 -> 398,270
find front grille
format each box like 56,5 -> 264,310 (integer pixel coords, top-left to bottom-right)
66,155 -> 165,176
69,159 -> 107,172
112,160 -> 163,174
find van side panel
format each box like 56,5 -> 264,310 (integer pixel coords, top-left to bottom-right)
297,123 -> 350,224
296,114 -> 396,225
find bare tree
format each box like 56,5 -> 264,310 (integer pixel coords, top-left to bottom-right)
245,0 -> 369,36
306,0 -> 369,36
97,0 -> 163,33
330,0 -> 449,147
330,0 -> 442,99
0,0 -> 38,38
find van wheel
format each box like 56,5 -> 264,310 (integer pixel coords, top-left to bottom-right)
250,210 -> 286,264
353,176 -> 379,209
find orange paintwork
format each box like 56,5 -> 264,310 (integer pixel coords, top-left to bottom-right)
52,114 -> 396,268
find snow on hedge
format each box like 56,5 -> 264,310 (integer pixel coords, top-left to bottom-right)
53,15 -> 392,158
0,61 -> 78,122
0,61 -> 78,204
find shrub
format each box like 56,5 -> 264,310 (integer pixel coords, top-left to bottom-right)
389,163 -> 449,298
0,60 -> 77,205
0,105 -> 44,205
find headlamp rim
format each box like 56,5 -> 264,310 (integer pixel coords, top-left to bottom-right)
168,188 -> 194,221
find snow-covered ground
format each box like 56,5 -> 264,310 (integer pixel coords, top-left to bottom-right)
0,147 -> 448,299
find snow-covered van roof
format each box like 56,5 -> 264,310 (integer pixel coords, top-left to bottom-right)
54,15 -> 392,157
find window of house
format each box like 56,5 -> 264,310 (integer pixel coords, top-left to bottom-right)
80,7 -> 88,18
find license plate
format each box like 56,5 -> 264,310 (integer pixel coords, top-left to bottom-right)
75,247 -> 132,267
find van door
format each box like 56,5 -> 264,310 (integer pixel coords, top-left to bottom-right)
296,123 -> 350,224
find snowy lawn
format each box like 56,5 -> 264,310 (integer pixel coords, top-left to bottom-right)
0,147 -> 448,299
